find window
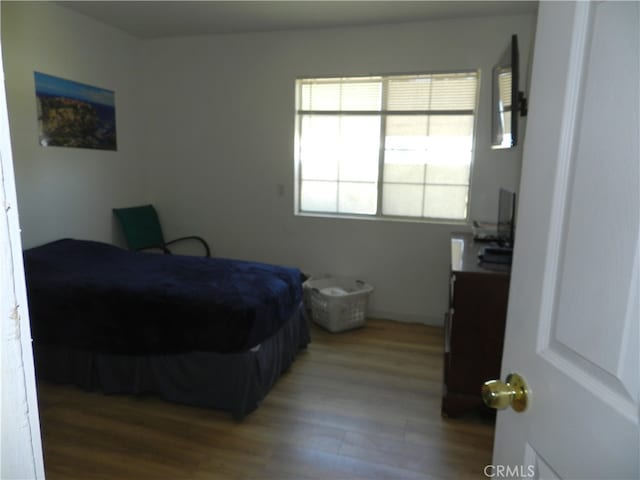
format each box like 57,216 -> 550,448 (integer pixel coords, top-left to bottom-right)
295,72 -> 479,221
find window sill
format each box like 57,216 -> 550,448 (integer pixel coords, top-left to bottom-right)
294,211 -> 469,227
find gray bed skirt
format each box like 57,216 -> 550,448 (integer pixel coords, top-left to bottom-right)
33,304 -> 310,420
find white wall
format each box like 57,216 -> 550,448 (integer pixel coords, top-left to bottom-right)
141,14 -> 537,324
1,2 -> 537,324
2,1 -> 146,249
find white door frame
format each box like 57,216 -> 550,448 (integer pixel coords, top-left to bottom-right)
0,1 -> 45,477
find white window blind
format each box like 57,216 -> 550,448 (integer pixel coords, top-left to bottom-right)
296,72 -> 479,221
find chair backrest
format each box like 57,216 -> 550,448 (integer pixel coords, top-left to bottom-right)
113,204 -> 166,251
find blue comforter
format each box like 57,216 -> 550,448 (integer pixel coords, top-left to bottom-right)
23,239 -> 303,354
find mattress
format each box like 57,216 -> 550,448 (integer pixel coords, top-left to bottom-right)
23,239 -> 304,355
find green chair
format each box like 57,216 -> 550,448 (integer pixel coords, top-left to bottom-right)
113,204 -> 211,257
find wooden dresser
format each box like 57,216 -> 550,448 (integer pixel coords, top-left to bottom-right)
442,232 -> 511,417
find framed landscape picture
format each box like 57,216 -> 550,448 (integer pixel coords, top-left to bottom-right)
34,72 -> 117,150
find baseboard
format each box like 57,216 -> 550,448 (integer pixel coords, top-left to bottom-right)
367,310 -> 443,326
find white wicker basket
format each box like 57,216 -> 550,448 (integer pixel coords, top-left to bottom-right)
304,277 -> 374,333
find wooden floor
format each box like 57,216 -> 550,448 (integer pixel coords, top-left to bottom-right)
37,319 -> 494,480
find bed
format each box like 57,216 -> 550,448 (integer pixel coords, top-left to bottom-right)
23,238 -> 310,419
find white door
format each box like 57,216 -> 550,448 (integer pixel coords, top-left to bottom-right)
491,2 -> 639,479
0,2 -> 45,478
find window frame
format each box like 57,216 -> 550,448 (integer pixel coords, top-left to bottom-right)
294,70 -> 481,224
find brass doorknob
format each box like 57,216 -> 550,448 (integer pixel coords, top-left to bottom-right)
482,373 -> 529,412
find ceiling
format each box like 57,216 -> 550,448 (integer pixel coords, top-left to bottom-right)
57,1 -> 538,39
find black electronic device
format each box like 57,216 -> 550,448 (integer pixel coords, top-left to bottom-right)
477,188 -> 516,265
491,34 -> 528,149
478,246 -> 513,265
497,188 -> 516,248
